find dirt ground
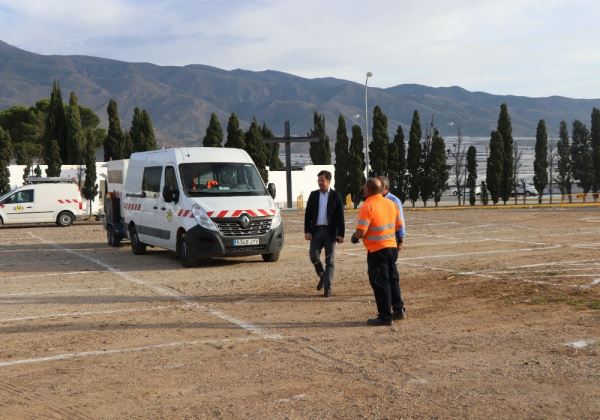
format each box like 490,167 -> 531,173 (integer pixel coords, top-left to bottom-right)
1,206 -> 599,419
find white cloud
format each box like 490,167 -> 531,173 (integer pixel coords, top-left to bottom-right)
1,0 -> 599,97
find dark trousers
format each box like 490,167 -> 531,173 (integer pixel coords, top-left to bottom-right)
367,247 -> 404,321
309,227 -> 336,290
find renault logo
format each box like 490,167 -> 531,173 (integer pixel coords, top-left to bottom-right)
240,215 -> 251,228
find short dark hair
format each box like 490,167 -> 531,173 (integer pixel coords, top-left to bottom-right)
317,170 -> 332,181
365,177 -> 383,195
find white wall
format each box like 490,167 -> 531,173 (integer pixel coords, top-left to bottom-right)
268,164 -> 336,208
7,163 -> 108,214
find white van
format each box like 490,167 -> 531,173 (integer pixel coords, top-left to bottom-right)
0,178 -> 84,227
104,147 -> 284,266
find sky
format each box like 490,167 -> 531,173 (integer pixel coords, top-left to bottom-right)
1,0 -> 599,98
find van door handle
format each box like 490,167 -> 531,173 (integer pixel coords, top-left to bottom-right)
153,206 -> 158,210
161,207 -> 166,211
26,206 -> 32,209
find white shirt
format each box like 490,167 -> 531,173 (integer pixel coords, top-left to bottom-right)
316,189 -> 329,226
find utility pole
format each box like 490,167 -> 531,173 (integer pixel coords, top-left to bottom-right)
263,121 -> 319,209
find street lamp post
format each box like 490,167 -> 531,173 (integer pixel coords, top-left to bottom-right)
364,72 -> 372,179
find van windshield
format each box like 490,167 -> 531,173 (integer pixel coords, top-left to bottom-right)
179,162 -> 268,197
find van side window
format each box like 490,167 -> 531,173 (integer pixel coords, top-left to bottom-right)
142,166 -> 162,198
8,190 -> 34,204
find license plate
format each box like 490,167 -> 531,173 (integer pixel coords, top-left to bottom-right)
233,238 -> 259,246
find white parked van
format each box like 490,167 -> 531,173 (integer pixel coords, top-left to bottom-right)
103,147 -> 284,266
0,178 -> 84,227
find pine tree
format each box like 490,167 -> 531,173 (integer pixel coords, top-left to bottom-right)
348,124 -> 366,208
407,110 -> 422,207
82,132 -> 98,213
261,123 -> 283,170
225,113 -> 245,149
45,139 -> 62,177
487,130 -> 504,205
480,181 -> 489,205
130,108 -> 145,153
368,105 -> 389,176
141,110 -> 156,151
66,92 -> 85,164
388,125 -> 406,201
245,118 -> 268,182
497,103 -> 514,204
203,113 -> 223,147
104,100 -> 124,161
430,129 -> 449,207
591,107 -> 600,200
571,119 -> 594,200
533,119 -> 549,204
466,145 -> 477,206
0,127 -> 12,194
334,115 -> 350,205
308,112 -> 331,164
557,121 -> 573,202
44,81 -> 67,164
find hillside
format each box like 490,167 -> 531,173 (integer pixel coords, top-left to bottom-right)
2,40 -> 600,147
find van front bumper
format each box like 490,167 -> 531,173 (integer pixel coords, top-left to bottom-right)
186,223 -> 284,258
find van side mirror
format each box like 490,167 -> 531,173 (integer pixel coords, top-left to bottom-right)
267,183 -> 276,199
162,185 -> 179,203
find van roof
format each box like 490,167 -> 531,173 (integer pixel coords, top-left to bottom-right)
129,147 -> 253,164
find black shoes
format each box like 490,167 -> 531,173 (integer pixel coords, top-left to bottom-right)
324,288 -> 331,297
367,317 -> 392,326
316,278 -> 324,291
393,308 -> 406,320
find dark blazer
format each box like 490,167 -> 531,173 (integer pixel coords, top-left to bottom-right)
304,189 -> 345,241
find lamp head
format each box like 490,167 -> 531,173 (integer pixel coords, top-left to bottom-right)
366,72 -> 373,78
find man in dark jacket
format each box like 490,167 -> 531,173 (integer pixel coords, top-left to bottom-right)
304,170 -> 345,297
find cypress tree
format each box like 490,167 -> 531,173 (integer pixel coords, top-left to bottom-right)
480,181 -> 489,205
82,132 -> 98,212
497,103 -> 514,204
44,81 -> 67,163
571,120 -> 594,200
591,107 -> 600,200
225,113 -> 245,149
308,112 -> 331,165
368,105 -> 389,176
104,100 -> 124,161
466,145 -> 478,206
533,119 -> 549,204
430,129 -> 449,207
487,130 -> 504,205
123,132 -> 133,158
66,92 -> 85,164
406,110 -> 422,207
0,127 -> 12,194
45,139 -> 62,177
388,125 -> 406,201
130,108 -> 145,153
557,121 -> 573,202
348,124 -> 366,208
261,123 -> 283,170
245,118 -> 268,182
203,113 -> 223,147
419,128 -> 433,207
141,110 -> 156,151
334,115 -> 350,205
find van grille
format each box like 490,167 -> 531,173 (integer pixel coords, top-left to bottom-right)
216,219 -> 272,237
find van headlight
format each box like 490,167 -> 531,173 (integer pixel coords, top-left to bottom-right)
271,208 -> 282,229
192,204 -> 218,232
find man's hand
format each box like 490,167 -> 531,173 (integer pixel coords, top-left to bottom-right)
305,233 -> 312,241
397,240 -> 403,251
336,236 -> 344,244
351,235 -> 359,244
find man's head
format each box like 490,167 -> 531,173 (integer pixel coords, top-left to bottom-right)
378,175 -> 391,195
317,170 -> 332,192
363,177 -> 383,198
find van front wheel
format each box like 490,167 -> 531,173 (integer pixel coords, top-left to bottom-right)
56,211 -> 74,227
130,227 -> 147,255
262,252 -> 280,262
178,233 -> 196,267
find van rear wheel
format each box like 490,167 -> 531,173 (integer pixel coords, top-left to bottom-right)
130,227 -> 147,255
107,226 -> 122,247
56,211 -> 74,227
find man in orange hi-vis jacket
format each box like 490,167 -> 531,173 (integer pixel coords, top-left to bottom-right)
350,178 -> 405,326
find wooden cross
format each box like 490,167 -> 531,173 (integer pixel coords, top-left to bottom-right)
263,121 -> 319,208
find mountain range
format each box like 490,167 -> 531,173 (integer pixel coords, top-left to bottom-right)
2,39 -> 600,149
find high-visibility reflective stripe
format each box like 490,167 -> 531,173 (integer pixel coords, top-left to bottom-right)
365,232 -> 396,241
367,223 -> 394,232
357,220 -> 369,226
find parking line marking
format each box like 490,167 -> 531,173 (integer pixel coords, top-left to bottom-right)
0,305 -> 180,323
0,287 -> 115,298
0,271 -> 106,281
